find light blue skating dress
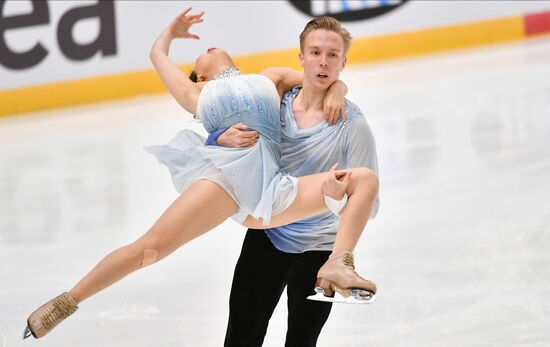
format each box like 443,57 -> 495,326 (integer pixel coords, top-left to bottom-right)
145,71 -> 298,225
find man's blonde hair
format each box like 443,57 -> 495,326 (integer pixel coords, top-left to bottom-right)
299,16 -> 353,54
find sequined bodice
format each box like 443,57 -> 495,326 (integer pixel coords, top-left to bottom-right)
197,74 -> 282,147
211,66 -> 241,80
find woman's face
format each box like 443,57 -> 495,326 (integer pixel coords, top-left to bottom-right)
194,47 -> 233,81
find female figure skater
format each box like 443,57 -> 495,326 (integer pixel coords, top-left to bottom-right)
23,8 -> 379,339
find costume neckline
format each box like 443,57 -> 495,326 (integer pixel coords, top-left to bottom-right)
211,67 -> 241,80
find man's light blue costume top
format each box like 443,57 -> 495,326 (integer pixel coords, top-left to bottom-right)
209,86 -> 380,253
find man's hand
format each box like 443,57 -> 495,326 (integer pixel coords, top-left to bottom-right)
322,163 -> 351,200
217,123 -> 259,148
324,80 -> 347,125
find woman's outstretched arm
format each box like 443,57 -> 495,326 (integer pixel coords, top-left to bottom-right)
260,67 -> 303,97
150,8 -> 204,114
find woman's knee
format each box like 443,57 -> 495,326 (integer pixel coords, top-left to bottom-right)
131,233 -> 164,268
350,167 -> 379,194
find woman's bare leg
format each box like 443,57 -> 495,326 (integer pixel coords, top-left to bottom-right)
69,167 -> 377,305
26,169 -> 376,339
331,168 -> 378,254
69,180 -> 238,304
243,167 -> 379,253
242,167 -> 379,301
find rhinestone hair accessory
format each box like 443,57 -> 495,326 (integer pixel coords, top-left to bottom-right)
211,67 -> 241,80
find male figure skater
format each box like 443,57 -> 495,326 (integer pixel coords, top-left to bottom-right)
208,16 -> 380,347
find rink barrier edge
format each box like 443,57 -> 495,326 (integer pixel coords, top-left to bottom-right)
1,10 -> 549,118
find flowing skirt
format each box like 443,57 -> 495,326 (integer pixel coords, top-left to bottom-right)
145,129 -> 298,225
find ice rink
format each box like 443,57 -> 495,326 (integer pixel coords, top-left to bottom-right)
1,37 -> 550,346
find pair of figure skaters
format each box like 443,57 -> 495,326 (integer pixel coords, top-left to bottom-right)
24,8 -> 380,346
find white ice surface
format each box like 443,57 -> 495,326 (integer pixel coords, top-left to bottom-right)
1,37 -> 550,346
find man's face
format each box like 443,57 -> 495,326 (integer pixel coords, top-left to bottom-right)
300,29 -> 347,89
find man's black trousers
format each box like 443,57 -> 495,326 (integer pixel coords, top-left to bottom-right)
224,229 -> 333,347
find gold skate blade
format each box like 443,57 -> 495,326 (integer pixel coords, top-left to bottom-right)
307,291 -> 377,304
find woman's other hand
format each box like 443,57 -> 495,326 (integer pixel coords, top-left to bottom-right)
324,80 -> 347,125
169,7 -> 205,40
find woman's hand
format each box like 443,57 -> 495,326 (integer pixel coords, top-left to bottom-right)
168,7 -> 205,40
324,80 -> 347,125
322,163 -> 351,200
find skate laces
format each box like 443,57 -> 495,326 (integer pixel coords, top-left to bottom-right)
40,295 -> 77,330
342,252 -> 368,280
342,252 -> 355,270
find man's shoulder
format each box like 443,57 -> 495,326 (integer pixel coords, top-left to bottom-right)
341,98 -> 374,141
343,98 -> 365,121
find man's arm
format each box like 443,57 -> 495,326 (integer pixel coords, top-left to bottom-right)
205,128 -> 229,146
205,123 -> 259,147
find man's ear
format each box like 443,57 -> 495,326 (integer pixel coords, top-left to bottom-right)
299,52 -> 305,68
341,56 -> 347,71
